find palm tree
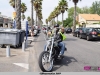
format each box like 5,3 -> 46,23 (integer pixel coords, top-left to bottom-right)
54,6 -> 61,23
21,14 -> 25,21
9,0 -> 15,8
9,0 -> 17,20
16,0 -> 21,29
33,0 -> 43,25
58,0 -> 68,26
27,16 -> 31,26
21,3 -> 27,21
31,0 -> 34,27
37,10 -> 43,25
27,16 -> 31,22
70,0 -> 81,32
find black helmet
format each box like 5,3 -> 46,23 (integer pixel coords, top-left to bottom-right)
54,24 -> 59,28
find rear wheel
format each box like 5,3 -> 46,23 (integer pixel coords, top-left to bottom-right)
38,51 -> 54,72
87,36 -> 90,41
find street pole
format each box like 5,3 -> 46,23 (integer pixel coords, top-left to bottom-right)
13,0 -> 17,29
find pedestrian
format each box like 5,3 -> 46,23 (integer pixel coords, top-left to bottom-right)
31,25 -> 34,37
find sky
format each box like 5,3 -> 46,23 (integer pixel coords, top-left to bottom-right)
0,0 -> 99,24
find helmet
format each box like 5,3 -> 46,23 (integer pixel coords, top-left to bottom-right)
54,24 -> 59,28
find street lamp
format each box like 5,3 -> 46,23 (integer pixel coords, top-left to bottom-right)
69,0 -> 81,33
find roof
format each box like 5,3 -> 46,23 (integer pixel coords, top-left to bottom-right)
79,14 -> 100,21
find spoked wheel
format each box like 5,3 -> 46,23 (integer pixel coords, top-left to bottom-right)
38,51 -> 54,72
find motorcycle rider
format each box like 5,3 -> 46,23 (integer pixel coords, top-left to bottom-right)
54,27 -> 66,58
45,26 -> 66,58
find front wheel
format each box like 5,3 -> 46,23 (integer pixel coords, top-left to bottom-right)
38,51 -> 54,72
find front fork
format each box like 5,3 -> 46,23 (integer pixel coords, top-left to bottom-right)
48,38 -> 54,62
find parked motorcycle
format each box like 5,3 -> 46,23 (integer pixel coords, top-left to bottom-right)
38,35 -> 66,72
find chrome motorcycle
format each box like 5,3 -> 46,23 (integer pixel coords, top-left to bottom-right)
38,35 -> 66,72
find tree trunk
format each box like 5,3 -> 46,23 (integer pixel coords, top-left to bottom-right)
16,0 -> 21,29
57,15 -> 58,24
22,13 -> 24,21
54,18 -> 55,25
72,3 -> 77,32
36,11 -> 38,25
62,13 -> 64,26
31,0 -> 33,27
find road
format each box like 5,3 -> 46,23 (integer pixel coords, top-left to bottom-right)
29,32 -> 100,72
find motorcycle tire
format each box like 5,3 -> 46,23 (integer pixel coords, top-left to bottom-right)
38,51 -> 54,72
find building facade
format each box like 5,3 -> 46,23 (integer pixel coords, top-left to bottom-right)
0,14 -> 13,28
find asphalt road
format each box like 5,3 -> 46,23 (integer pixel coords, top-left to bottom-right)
29,32 -> 100,72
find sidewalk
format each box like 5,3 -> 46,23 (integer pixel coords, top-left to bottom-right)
0,37 -> 34,72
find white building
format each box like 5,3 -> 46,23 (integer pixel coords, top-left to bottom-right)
0,14 -> 13,28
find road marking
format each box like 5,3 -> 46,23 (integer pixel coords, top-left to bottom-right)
13,63 -> 29,69
69,34 -> 72,35
98,42 -> 100,43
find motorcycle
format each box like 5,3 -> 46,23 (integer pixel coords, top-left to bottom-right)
38,35 -> 66,72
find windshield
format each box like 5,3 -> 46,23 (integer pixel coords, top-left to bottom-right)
94,28 -> 100,32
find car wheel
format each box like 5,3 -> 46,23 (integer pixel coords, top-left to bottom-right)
77,34 -> 79,37
74,34 -> 77,37
79,34 -> 82,39
87,36 -> 90,41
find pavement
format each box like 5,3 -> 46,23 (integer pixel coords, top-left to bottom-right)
0,36 -> 34,72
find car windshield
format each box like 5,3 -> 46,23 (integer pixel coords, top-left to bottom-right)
94,28 -> 100,32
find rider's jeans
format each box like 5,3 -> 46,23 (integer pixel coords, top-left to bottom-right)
44,45 -> 46,51
58,42 -> 65,55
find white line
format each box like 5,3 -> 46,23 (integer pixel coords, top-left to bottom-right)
13,63 -> 29,69
98,42 -> 100,43
69,34 -> 72,35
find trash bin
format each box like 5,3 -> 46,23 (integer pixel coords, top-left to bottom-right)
0,29 -> 20,46
19,30 -> 25,46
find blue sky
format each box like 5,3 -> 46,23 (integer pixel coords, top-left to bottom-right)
0,0 -> 99,24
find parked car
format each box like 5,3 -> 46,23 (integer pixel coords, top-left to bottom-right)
79,27 -> 100,41
73,28 -> 83,37
65,28 -> 72,33
36,25 -> 41,33
25,26 -> 31,36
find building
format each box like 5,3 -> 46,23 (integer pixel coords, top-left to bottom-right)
0,14 -> 13,28
76,14 -> 100,27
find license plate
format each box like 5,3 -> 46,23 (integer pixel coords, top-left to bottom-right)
98,34 -> 100,36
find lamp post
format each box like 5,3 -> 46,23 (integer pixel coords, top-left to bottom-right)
69,0 -> 81,33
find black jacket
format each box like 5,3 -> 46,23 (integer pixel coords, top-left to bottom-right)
54,33 -> 63,43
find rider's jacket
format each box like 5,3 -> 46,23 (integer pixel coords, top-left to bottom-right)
54,31 -> 66,43
50,28 -> 66,43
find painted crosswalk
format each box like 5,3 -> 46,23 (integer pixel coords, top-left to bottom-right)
13,63 -> 29,69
